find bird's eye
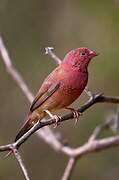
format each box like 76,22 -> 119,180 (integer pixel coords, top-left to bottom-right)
81,52 -> 86,56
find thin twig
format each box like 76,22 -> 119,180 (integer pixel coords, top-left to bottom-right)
1,37 -> 119,180
89,121 -> 111,142
61,158 -> 76,180
0,143 -> 30,180
45,47 -> 62,65
0,37 -> 33,102
0,144 -> 12,152
72,135 -> 119,158
13,148 -> 30,180
1,130 -> 119,158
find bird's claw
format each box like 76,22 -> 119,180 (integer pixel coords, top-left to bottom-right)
65,107 -> 82,125
53,115 -> 61,128
72,110 -> 82,125
44,110 -> 61,128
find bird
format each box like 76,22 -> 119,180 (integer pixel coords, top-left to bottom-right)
15,47 -> 98,142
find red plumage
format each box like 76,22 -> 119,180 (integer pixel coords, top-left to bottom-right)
15,47 -> 98,141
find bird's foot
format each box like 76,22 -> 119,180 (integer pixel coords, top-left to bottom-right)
72,110 -> 82,125
44,110 -> 61,128
53,115 -> 61,128
65,107 -> 82,125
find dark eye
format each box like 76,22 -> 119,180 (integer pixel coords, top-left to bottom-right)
81,52 -> 86,56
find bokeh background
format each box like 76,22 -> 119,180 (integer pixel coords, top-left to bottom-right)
0,0 -> 119,179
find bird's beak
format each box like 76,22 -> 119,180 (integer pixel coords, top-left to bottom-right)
89,50 -> 99,58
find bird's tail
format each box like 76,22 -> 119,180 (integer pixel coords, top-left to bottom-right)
15,120 -> 32,142
5,116 -> 33,157
5,117 -> 33,157
15,112 -> 43,142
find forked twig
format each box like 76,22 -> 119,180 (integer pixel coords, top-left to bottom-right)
0,38 -> 119,180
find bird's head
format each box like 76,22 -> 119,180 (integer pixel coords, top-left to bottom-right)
63,47 -> 98,70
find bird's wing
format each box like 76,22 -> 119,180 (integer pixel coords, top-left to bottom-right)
30,81 -> 61,112
30,65 -> 65,112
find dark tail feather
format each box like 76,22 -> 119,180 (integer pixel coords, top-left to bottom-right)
15,111 -> 44,142
15,120 -> 33,142
5,120 -> 32,157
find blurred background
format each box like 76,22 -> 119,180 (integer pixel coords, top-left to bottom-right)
0,0 -> 119,179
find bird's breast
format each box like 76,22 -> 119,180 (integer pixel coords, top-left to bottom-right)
61,70 -> 88,94
55,70 -> 88,107
39,68 -> 88,111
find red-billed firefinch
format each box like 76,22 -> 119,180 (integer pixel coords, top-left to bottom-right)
15,47 -> 98,141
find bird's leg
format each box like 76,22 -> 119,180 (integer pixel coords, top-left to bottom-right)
44,110 -> 61,128
65,107 -> 82,125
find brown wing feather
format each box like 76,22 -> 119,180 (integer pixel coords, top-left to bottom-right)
30,66 -> 65,112
30,81 -> 60,112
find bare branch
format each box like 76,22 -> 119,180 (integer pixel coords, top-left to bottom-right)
33,94 -> 119,134
61,158 -> 76,180
1,127 -> 119,159
0,93 -> 118,152
0,144 -> 30,180
0,93 -> 119,179
89,120 -> 111,141
0,144 -> 12,152
0,37 -> 33,102
73,135 -> 119,158
13,148 -> 30,180
1,37 -> 119,180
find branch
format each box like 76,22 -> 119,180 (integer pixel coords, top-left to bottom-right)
84,86 -> 95,99
0,93 -> 119,152
0,144 -> 30,180
61,158 -> 76,180
45,47 -> 62,65
33,94 -> 119,133
0,37 -> 33,102
1,37 -> 119,180
13,149 -> 30,180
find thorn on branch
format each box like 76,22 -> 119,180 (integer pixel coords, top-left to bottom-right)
84,86 -> 95,100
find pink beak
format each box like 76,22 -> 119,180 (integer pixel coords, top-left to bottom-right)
89,50 -> 99,58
